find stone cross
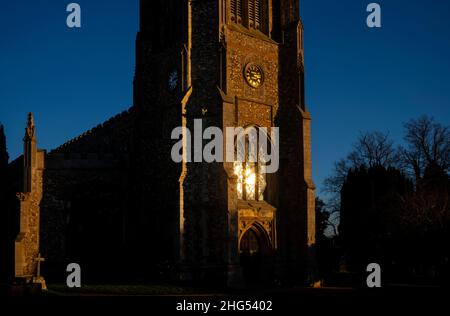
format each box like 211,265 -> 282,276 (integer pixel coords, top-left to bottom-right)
34,253 -> 45,278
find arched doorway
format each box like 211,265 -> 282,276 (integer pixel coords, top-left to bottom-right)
239,224 -> 273,284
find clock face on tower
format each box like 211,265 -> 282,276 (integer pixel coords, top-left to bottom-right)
244,63 -> 264,88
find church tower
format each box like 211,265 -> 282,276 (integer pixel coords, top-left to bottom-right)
133,0 -> 315,286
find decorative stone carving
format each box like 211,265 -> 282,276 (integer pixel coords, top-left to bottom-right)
16,192 -> 30,202
237,200 -> 276,250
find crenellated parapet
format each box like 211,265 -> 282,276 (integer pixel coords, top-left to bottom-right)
49,107 -> 135,156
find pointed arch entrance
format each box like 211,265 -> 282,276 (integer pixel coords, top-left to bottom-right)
239,222 -> 272,256
238,203 -> 276,284
239,223 -> 272,284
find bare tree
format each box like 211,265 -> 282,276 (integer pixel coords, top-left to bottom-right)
348,132 -> 399,168
315,197 -> 339,237
400,185 -> 449,230
323,159 -> 351,195
322,131 -> 399,235
400,115 -> 449,182
324,131 -> 399,195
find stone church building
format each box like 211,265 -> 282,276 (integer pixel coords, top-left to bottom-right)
0,0 -> 315,287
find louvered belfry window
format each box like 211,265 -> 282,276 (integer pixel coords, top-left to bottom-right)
248,0 -> 261,30
230,0 -> 243,24
230,0 -> 264,31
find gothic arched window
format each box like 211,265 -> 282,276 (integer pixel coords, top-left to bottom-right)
233,127 -> 269,201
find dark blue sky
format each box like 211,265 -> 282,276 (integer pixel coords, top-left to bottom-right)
1,1 -> 449,195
